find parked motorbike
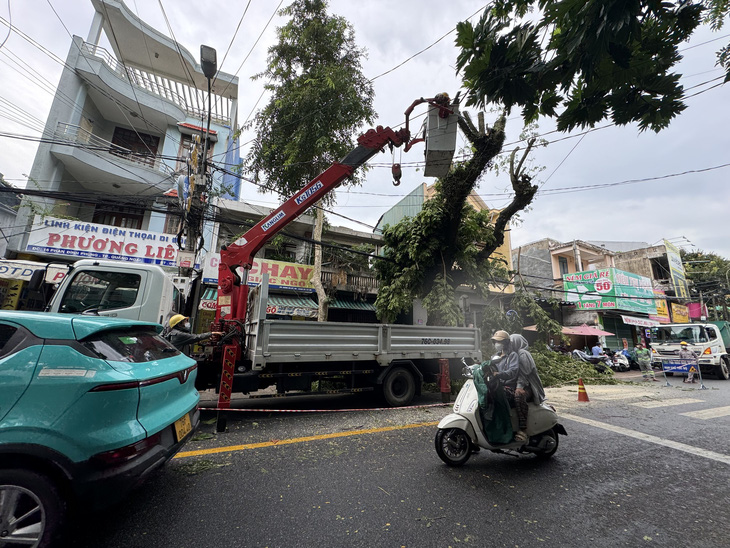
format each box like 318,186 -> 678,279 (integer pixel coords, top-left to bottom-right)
434,359 -> 567,466
606,349 -> 630,372
571,349 -> 613,373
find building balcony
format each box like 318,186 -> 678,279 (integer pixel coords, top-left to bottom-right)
321,269 -> 379,294
76,42 -> 232,128
50,122 -> 173,196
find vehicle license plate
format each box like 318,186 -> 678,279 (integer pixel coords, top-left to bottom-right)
174,413 -> 192,442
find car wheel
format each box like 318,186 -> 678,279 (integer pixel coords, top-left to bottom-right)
0,469 -> 66,548
381,366 -> 416,407
435,428 -> 472,467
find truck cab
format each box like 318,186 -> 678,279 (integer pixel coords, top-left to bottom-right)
650,321 -> 730,380
45,260 -> 183,326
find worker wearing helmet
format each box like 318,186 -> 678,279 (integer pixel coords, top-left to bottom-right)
678,341 -> 698,383
490,330 -> 528,442
165,314 -> 223,354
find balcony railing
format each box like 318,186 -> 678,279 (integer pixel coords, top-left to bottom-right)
80,42 -> 232,126
55,122 -> 165,172
321,269 -> 379,292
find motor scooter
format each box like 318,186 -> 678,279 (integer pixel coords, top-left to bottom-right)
434,359 -> 567,466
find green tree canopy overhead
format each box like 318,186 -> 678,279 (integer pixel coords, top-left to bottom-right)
456,0 -> 707,132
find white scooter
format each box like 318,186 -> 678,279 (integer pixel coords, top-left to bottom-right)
435,359 -> 567,466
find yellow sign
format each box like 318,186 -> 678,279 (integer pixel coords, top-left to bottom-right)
671,302 -> 690,323
1,280 -> 24,310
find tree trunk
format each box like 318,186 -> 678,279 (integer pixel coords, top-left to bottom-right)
312,203 -> 329,322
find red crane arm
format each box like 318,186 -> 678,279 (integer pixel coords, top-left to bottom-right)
216,125 -> 410,321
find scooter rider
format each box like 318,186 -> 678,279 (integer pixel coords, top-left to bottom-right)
490,330 -> 529,443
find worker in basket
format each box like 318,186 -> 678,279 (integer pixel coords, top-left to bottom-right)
164,314 -> 223,354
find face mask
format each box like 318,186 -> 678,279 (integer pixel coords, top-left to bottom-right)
183,322 -> 191,330
494,342 -> 504,352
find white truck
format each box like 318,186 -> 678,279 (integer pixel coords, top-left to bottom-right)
39,261 -> 482,407
649,321 -> 730,380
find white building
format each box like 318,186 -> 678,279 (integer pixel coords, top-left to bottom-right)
8,0 -> 239,266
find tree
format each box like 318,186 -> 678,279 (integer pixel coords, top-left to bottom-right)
682,249 -> 730,319
243,0 -> 374,321
376,1 -> 712,330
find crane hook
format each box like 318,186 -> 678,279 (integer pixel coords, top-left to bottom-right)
392,163 -> 402,186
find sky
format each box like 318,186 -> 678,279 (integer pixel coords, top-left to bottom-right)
1,0 -> 730,261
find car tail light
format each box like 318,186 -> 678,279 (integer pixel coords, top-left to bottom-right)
92,432 -> 162,466
90,365 -> 197,392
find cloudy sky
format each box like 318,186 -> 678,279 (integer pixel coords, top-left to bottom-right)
1,1 -> 729,259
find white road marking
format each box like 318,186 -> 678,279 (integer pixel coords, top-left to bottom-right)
630,398 -> 704,408
560,413 -> 730,465
680,406 -> 730,420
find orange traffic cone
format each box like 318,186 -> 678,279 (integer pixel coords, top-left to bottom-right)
578,378 -> 590,402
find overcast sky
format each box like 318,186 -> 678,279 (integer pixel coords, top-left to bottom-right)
2,1 -> 729,260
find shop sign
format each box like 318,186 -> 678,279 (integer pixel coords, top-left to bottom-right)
266,304 -> 317,318
620,315 -> 659,327
671,302 -> 690,323
0,260 -> 67,283
203,252 -> 315,292
664,239 -> 690,299
650,289 -> 671,323
563,268 -> 657,314
26,216 -> 185,267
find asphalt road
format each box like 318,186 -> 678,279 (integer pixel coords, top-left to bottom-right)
68,374 -> 730,547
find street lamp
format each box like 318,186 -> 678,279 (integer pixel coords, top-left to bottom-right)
199,45 -> 217,177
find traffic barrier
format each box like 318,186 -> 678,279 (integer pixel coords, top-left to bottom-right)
197,402 -> 451,413
578,378 -> 590,402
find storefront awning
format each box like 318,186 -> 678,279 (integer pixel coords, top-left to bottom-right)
328,298 -> 376,311
620,315 -> 660,327
269,295 -> 317,309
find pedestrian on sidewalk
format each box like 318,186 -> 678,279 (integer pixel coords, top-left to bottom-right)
635,342 -> 657,382
679,341 -> 699,383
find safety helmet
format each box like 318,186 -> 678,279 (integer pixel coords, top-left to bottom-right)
491,330 -> 510,341
680,341 -> 689,346
169,314 -> 188,328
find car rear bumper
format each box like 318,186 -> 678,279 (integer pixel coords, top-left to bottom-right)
72,405 -> 200,507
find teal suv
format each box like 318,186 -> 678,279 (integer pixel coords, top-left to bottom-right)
0,312 -> 200,547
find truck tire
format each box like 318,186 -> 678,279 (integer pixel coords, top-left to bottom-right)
715,357 -> 730,380
0,469 -> 67,548
382,366 -> 416,407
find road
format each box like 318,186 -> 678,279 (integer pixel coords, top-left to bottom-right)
69,373 -> 730,547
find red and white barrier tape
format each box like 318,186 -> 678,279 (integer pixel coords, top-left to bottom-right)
197,402 -> 452,413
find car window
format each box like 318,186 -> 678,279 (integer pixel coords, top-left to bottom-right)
0,324 -> 19,358
58,270 -> 141,313
82,328 -> 180,362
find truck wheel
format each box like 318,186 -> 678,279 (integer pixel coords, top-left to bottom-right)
382,366 -> 416,407
715,358 -> 730,380
0,469 -> 66,548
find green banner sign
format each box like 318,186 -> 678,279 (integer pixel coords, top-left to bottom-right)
563,268 -> 657,314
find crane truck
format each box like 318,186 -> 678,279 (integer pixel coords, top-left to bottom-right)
37,96 -> 482,430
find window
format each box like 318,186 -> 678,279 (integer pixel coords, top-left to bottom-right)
558,256 -> 569,276
176,134 -> 213,172
93,206 -> 143,230
0,324 -> 19,357
111,127 -> 160,168
83,327 -> 180,362
58,271 -> 141,313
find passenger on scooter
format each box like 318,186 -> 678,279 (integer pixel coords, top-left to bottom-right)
510,334 -> 546,405
490,330 -> 528,443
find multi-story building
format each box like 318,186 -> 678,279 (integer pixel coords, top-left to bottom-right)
8,0 -> 239,273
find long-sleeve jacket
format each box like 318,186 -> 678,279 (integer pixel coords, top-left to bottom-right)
510,334 -> 546,403
678,348 -> 697,364
493,350 -> 519,389
167,328 -> 214,353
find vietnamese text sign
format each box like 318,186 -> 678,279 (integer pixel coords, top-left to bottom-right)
664,239 -> 689,299
662,359 -> 698,373
563,268 -> 656,314
27,216 -> 185,267
671,302 -> 690,323
203,252 -> 315,292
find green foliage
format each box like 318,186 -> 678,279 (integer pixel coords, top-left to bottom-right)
243,0 -> 375,202
456,1 -> 705,132
531,345 -> 619,387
